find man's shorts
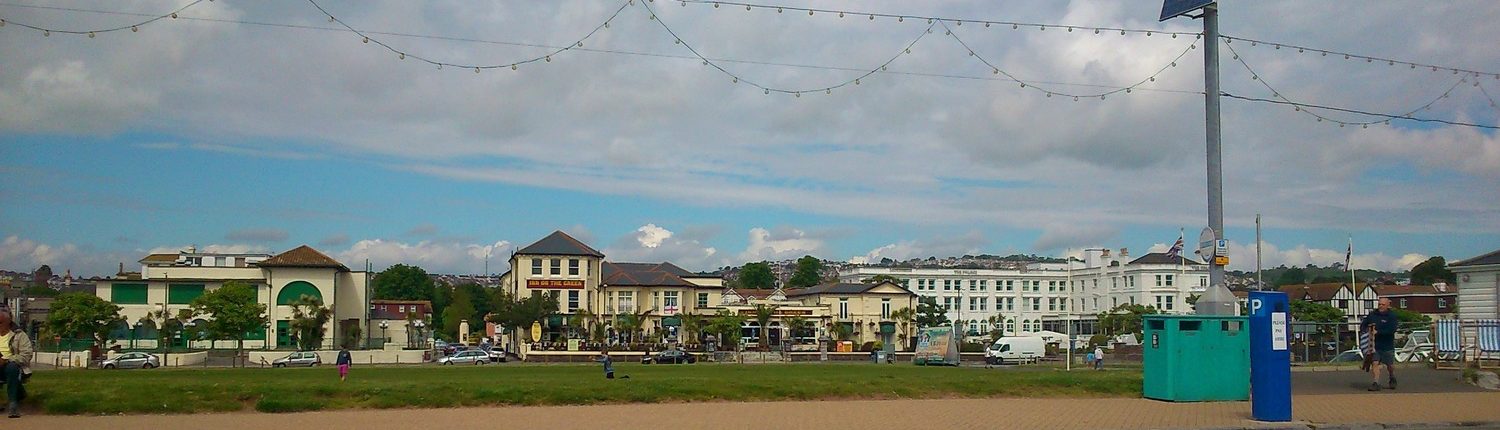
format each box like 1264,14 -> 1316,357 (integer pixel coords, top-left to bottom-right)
1376,349 -> 1396,366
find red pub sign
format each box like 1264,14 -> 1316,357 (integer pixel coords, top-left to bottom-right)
527,279 -> 585,289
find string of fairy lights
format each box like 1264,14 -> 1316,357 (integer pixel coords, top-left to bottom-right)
2,0 -> 1496,129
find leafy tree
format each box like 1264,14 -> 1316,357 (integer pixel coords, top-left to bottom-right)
1185,294 -> 1201,306
486,289 -> 559,343
430,283 -> 454,336
1392,308 -> 1431,325
737,262 -> 775,289
190,281 -> 267,362
890,307 -> 916,348
1289,300 -> 1344,324
21,284 -> 59,298
861,274 -> 903,285
1097,304 -> 1158,341
456,282 -> 492,325
148,307 -> 193,351
289,295 -> 333,351
441,291 -> 476,339
788,255 -> 824,288
372,264 -> 434,301
914,297 -> 949,328
1410,256 -> 1457,286
46,293 -> 122,350
986,314 -> 1005,340
1275,267 -> 1307,286
752,304 -> 776,349
830,320 -> 853,341
705,310 -> 744,347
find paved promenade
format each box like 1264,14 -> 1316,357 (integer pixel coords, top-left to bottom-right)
9,391 -> 1498,430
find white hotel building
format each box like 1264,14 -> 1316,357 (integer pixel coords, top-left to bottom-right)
839,248 -> 1208,339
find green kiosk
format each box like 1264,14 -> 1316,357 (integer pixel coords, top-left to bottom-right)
1142,315 -> 1250,401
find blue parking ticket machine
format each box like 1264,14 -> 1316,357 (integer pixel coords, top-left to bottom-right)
1248,291 -> 1292,422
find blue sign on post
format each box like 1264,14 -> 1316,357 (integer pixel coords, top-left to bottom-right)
1248,291 -> 1292,422
1159,0 -> 1214,21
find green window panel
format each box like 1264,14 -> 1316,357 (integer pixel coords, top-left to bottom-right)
168,283 -> 205,304
276,281 -> 323,305
112,283 -> 149,304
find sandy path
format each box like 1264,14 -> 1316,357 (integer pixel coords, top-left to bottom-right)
7,392 -> 1499,430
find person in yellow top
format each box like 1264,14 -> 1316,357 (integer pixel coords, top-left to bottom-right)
0,310 -> 34,418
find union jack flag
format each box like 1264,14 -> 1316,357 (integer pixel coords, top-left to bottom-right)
1167,233 -> 1184,258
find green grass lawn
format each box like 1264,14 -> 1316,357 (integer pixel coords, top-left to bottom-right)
26,363 -> 1142,415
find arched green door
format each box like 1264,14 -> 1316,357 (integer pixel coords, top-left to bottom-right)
276,281 -> 323,305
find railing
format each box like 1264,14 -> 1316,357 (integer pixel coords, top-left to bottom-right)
1288,321 -> 1435,364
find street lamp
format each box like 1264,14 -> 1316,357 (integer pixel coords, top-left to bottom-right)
184,321 -> 196,350
379,321 -> 389,346
131,321 -> 142,350
263,322 -> 271,350
413,320 -> 426,349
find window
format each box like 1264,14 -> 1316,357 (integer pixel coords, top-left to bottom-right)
1338,299 -> 1350,309
1166,295 -> 1175,311
1165,274 -> 1175,287
663,291 -> 679,311
214,256 -> 226,267
399,305 -> 407,313
550,258 -> 561,275
881,298 -> 891,319
167,283 -> 205,304
617,292 -> 634,313
112,283 -> 149,304
943,280 -> 951,291
943,297 -> 953,311
979,297 -> 987,311
1438,298 -> 1447,309
568,259 -> 580,276
568,290 -> 580,312
1006,319 -> 1015,333
969,297 -> 978,311
1006,280 -> 1014,291
1200,277 -> 1207,287
1007,297 -> 1016,311
1399,298 -> 1408,308
1048,298 -> 1057,311
531,259 -> 542,275
839,298 -> 850,319
698,293 -> 710,308
1155,275 -> 1164,287
969,280 -> 978,291
1031,298 -> 1040,311
979,280 -> 988,291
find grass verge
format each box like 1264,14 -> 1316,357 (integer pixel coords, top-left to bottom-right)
27,363 -> 1142,415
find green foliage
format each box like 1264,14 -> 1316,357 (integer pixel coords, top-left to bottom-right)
753,304 -> 776,348
1097,304 -> 1158,340
487,290 -> 559,334
343,325 -> 362,349
1289,300 -> 1344,324
190,281 -> 267,353
861,274 -> 904,285
914,297 -> 949,328
1410,256 -> 1456,286
289,295 -> 332,351
148,308 -> 193,350
986,315 -> 1005,340
831,320 -> 853,341
21,284 -> 59,298
705,310 -> 744,346
372,264 -> 434,301
430,283 -> 453,336
1275,267 -> 1307,286
441,291 -> 476,339
456,282 -> 492,325
737,262 -> 775,289
788,255 -> 824,288
46,293 -> 122,349
1392,308 -> 1431,325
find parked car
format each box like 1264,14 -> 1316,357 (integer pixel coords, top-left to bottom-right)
642,349 -> 696,364
102,352 -> 160,369
434,340 -> 449,353
272,351 -> 322,368
487,348 -> 508,363
438,349 -> 490,365
986,336 -> 1045,365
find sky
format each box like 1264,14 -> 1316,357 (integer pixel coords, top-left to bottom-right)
2,0 -> 1498,277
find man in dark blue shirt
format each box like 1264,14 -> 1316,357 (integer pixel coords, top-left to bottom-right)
1360,298 -> 1400,391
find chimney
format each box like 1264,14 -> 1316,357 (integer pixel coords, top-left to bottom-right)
1120,248 -> 1129,258
118,262 -> 124,275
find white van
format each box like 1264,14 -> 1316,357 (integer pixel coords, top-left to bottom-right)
986,336 -> 1045,365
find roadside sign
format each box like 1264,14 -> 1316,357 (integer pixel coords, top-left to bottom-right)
1213,256 -> 1229,266
1215,239 -> 1229,256
1160,0 -> 1213,21
529,321 -> 542,343
1196,227 -> 1216,257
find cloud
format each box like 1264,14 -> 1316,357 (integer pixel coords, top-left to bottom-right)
850,231 -> 988,264
1032,224 -> 1119,252
1221,240 -> 1429,273
738,227 -> 825,262
405,224 -> 439,236
0,235 -> 82,269
147,244 -> 269,255
335,239 -> 513,275
318,233 -> 351,247
224,228 -> 289,242
604,224 -> 721,270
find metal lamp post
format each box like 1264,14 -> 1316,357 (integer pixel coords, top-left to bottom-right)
263,322 -> 271,350
379,321 -> 389,346
414,320 -> 426,349
184,321 -> 196,350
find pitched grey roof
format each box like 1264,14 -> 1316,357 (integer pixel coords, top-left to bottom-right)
1451,249 -> 1500,267
516,231 -> 604,257
786,281 -> 914,297
1128,252 -> 1202,265
602,262 -> 697,287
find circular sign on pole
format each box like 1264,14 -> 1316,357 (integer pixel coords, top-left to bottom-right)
529,321 -> 542,343
1196,227 -> 1216,258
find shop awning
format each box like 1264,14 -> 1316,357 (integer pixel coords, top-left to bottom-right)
662,316 -> 682,327
880,322 -> 897,334
546,315 -> 565,327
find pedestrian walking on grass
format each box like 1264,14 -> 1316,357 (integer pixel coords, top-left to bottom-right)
1092,346 -> 1105,370
1361,298 -> 1399,391
596,350 -> 628,379
336,347 -> 352,382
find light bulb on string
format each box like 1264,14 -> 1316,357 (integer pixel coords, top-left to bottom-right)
985,22 -> 991,27
777,7 -> 782,13
795,92 -> 801,98
1095,29 -> 1099,34
436,64 -> 442,70
1120,30 -> 1125,35
701,60 -> 707,66
363,37 -> 368,43
764,89 -> 770,95
328,15 -> 335,23
88,32 -> 95,38
512,64 -> 518,70
1039,25 -> 1045,31
1012,24 -> 1017,29
171,12 -> 177,19
839,12 -> 844,18
825,89 -> 831,95
927,18 -> 933,24
1020,83 -> 1026,88
899,17 -> 904,22
1067,27 -> 1072,32
545,56 -> 551,62
44,30 -> 49,37
992,68 -> 999,75
399,53 -> 405,60
855,78 -> 860,85
870,15 -> 875,20
1146,31 -> 1151,36
808,10 -> 813,16
1172,33 -> 1177,38
1073,96 -> 1079,101
732,77 -> 738,83
713,2 -> 719,8
1125,88 -> 1132,94
131,26 -> 138,32
746,5 -> 750,10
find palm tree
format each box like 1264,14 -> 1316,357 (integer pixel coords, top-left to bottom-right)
753,304 -> 776,350
679,316 -> 702,345
785,316 -> 810,345
890,307 -> 915,349
986,314 -> 1005,340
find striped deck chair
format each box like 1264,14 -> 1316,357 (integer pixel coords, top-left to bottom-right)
1358,329 -> 1375,371
1478,320 -> 1500,368
1433,319 -> 1463,369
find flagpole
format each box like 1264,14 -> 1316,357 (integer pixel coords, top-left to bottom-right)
1348,235 -> 1355,289
1066,248 -> 1073,372
1255,214 -> 1263,291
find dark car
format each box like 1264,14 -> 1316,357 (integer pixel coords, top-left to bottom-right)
642,349 -> 696,364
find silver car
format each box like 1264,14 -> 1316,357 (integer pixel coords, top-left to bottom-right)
438,349 -> 489,365
102,352 -> 160,369
272,351 -> 322,368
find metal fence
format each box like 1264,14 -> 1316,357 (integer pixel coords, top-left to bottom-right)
1289,321 -> 1434,364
